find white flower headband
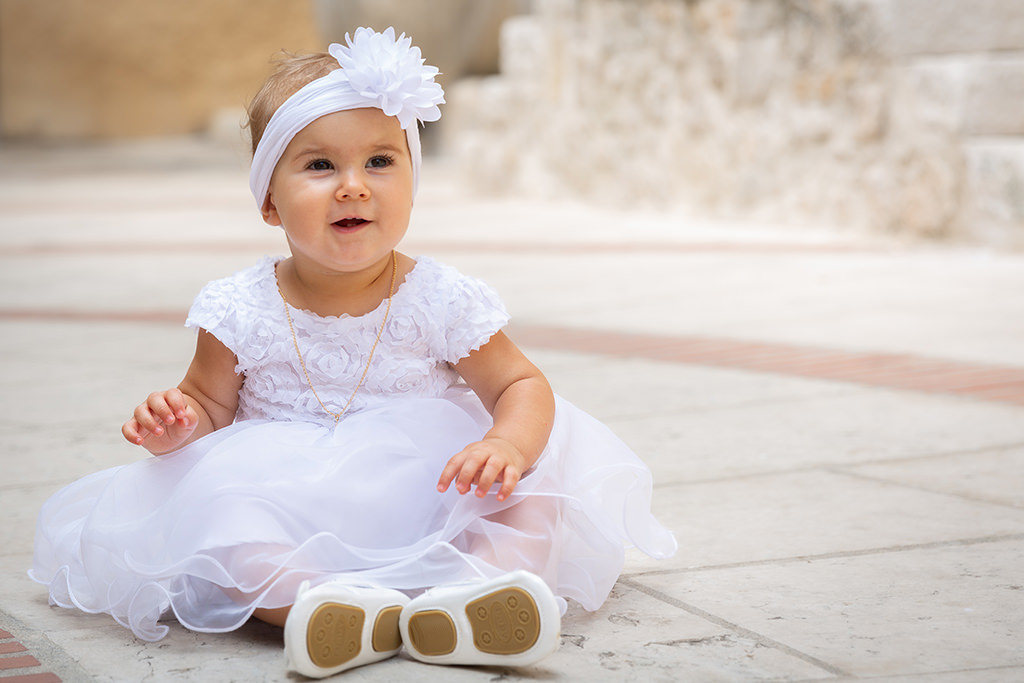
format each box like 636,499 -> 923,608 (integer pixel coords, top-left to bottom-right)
249,27 -> 445,210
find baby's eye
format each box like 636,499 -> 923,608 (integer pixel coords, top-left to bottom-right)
366,154 -> 394,169
307,159 -> 333,171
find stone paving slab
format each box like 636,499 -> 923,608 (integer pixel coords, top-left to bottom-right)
636,539 -> 1024,679
607,386 -> 1024,482
633,469 -> 1024,571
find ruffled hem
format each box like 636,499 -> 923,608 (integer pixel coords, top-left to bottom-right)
31,394 -> 676,641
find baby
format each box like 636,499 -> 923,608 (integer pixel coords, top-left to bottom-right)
31,27 -> 676,678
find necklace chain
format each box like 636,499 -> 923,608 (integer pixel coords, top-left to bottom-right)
277,252 -> 397,425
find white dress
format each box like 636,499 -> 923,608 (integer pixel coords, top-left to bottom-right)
30,256 -> 676,642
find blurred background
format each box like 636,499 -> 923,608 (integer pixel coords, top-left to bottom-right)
1,0 -> 1023,247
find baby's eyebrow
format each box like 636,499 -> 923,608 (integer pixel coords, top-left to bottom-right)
369,142 -> 407,155
293,146 -> 330,159
294,142 -> 406,158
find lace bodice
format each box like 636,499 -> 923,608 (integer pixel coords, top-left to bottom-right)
185,256 -> 509,426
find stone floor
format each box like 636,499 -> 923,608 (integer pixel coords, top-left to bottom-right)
1,138 -> 1022,681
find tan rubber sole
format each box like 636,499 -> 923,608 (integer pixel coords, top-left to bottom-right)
371,605 -> 404,653
405,609 -> 457,656
307,604 -> 364,668
406,587 -> 541,658
307,603 -> 404,669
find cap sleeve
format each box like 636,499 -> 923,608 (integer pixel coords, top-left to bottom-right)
440,265 -> 511,364
184,258 -> 277,370
184,277 -> 244,355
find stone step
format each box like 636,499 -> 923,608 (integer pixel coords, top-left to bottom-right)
879,0 -> 1024,56
961,139 -> 1024,245
899,54 -> 1024,136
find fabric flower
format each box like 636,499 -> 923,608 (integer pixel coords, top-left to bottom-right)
307,340 -> 353,381
372,357 -> 436,395
385,311 -> 426,349
328,26 -> 445,130
246,317 -> 276,362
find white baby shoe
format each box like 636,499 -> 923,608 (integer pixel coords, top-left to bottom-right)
284,580 -> 410,678
399,570 -> 561,667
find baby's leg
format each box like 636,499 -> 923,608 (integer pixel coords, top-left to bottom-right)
211,543 -> 308,625
252,605 -> 290,627
469,494 -> 563,585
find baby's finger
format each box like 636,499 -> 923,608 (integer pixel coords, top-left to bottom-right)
474,458 -> 507,498
163,390 -> 191,422
454,450 -> 489,494
169,397 -> 197,430
436,452 -> 467,492
143,392 -> 176,426
121,419 -> 143,445
495,468 -> 521,502
133,403 -> 166,437
122,418 -> 155,446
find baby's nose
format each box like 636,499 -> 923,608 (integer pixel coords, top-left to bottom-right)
336,173 -> 370,200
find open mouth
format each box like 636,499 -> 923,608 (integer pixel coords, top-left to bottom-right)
333,218 -> 369,229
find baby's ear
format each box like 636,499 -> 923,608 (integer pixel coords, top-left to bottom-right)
261,194 -> 282,227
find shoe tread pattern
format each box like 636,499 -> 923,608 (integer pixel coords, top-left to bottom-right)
307,603 -> 364,668
466,587 -> 540,655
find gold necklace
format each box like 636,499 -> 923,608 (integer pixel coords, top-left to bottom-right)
277,252 -> 397,425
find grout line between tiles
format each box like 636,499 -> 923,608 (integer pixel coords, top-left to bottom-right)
617,576 -> 851,678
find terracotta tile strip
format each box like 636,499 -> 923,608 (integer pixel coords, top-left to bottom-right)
0,309 -> 1020,407
508,324 -> 1024,407
0,630 -> 62,681
0,654 -> 41,671
3,674 -> 62,683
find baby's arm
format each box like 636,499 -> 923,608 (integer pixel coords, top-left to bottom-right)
439,331 -> 555,501
122,329 -> 242,455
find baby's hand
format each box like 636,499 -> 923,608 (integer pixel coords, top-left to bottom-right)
437,438 -> 527,502
122,388 -> 198,454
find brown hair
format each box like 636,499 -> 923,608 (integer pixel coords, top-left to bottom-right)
245,52 -> 339,157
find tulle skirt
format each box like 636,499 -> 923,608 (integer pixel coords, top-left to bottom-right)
29,390 -> 676,641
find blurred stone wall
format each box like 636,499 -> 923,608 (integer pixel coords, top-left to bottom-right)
0,0 -> 527,143
0,0 -> 321,140
447,0 -> 1024,245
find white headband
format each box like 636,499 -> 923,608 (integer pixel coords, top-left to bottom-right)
249,27 -> 445,210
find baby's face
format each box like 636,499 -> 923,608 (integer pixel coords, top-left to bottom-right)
263,108 -> 414,274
